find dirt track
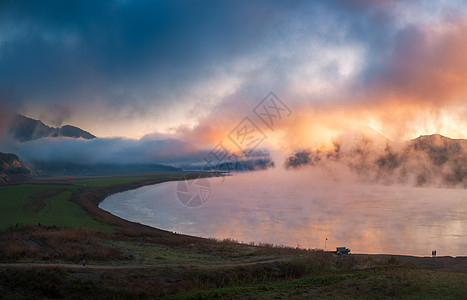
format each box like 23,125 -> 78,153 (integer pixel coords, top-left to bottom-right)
0,257 -> 292,270
3,255 -> 467,272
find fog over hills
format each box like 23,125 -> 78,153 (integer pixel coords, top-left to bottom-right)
1,114 -> 466,186
8,114 -> 96,142
285,134 -> 467,188
0,147 -> 183,178
1,115 -> 183,177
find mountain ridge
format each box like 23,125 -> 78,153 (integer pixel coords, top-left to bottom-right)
9,114 -> 96,142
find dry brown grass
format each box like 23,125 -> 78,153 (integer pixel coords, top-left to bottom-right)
0,225 -> 128,262
1,240 -> 39,259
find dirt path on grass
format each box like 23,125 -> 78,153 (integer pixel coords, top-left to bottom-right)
2,256 -> 467,272
0,257 -> 292,270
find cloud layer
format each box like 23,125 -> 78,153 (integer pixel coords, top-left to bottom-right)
1,0 -> 467,164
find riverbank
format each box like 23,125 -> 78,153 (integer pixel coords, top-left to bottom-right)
1,173 -> 466,299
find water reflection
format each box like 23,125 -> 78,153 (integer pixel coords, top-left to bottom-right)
99,169 -> 467,256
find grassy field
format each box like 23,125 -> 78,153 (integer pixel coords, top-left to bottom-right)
167,269 -> 467,299
0,184 -> 110,231
0,173 -> 191,230
1,252 -> 466,299
71,176 -> 166,187
0,181 -> 113,231
0,173 -> 466,299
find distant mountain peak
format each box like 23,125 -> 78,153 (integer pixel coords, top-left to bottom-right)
58,125 -> 96,139
409,133 -> 467,149
285,133 -> 467,188
413,133 -> 451,141
411,133 -> 467,142
9,114 -> 96,142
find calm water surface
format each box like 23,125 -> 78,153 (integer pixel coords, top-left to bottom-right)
99,170 -> 467,256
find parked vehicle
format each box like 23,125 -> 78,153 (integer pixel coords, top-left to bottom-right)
336,247 -> 351,255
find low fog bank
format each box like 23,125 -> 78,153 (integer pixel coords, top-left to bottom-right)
1,110 -> 465,184
0,134 -> 274,176
0,137 -> 202,174
0,112 -> 202,174
285,134 -> 467,188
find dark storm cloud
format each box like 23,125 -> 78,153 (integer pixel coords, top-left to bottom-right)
0,0 -> 395,112
0,0 -> 280,108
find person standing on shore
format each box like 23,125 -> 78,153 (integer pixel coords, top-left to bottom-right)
83,258 -> 86,270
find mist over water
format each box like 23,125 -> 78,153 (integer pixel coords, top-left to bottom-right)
100,169 -> 467,256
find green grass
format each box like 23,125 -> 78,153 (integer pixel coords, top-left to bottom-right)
163,273 -> 357,299
0,185 -> 111,231
104,241 -> 214,264
71,176 -> 150,187
0,175 -> 182,230
1,266 -> 465,300
71,174 -> 182,188
104,240 -> 265,265
306,269 -> 467,300
163,269 -> 467,300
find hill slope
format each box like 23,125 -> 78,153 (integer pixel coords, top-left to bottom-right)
9,114 -> 96,142
0,152 -> 32,184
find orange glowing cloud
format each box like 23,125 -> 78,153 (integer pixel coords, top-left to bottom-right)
164,18 -> 467,154
369,22 -> 467,104
356,20 -> 467,140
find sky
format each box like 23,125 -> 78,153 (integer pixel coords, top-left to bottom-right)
1,0 -> 467,164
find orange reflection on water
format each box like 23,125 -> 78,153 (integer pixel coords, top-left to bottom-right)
100,169 -> 467,256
